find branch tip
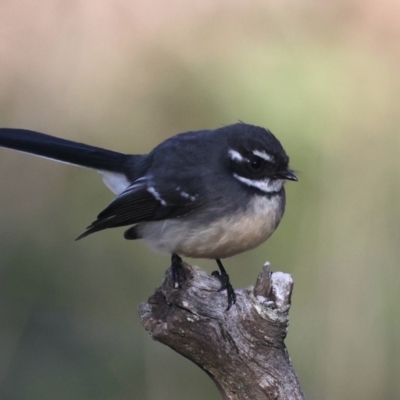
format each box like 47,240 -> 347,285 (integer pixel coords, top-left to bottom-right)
253,261 -> 272,297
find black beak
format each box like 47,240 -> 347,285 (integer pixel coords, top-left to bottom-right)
279,170 -> 298,181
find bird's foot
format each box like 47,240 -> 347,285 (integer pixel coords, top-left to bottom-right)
171,253 -> 186,289
212,259 -> 236,310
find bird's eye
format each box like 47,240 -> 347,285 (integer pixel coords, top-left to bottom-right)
249,157 -> 263,170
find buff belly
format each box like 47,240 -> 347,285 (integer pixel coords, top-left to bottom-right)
139,195 -> 283,259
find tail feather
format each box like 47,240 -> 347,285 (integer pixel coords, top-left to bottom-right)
0,128 -> 130,173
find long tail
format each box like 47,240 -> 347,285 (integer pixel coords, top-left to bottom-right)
0,128 -> 131,173
0,128 -> 142,194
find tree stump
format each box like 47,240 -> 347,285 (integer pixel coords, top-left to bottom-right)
138,261 -> 305,400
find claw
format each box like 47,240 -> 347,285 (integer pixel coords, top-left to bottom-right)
171,253 -> 186,288
213,259 -> 236,310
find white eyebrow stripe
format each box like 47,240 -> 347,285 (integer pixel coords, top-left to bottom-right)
233,174 -> 284,193
228,149 -> 246,162
253,150 -> 274,162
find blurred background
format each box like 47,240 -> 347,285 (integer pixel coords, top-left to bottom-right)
0,0 -> 399,399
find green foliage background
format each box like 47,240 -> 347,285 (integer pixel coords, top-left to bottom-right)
0,1 -> 399,399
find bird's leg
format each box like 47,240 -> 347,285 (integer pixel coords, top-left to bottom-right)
212,259 -> 237,310
171,253 -> 186,289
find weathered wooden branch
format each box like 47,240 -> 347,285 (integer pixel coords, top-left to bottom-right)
138,262 -> 305,400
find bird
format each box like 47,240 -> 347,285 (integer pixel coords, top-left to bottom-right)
0,123 -> 297,309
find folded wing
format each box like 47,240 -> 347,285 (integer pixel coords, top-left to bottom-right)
77,177 -> 202,239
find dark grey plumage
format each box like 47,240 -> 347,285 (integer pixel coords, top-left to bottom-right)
0,123 -> 296,255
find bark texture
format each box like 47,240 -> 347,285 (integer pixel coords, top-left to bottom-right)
138,261 -> 305,400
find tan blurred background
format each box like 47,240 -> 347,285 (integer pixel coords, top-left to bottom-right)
0,1 -> 399,399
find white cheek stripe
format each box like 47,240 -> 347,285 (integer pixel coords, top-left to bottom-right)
228,149 -> 246,162
233,173 -> 284,193
253,150 -> 274,163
